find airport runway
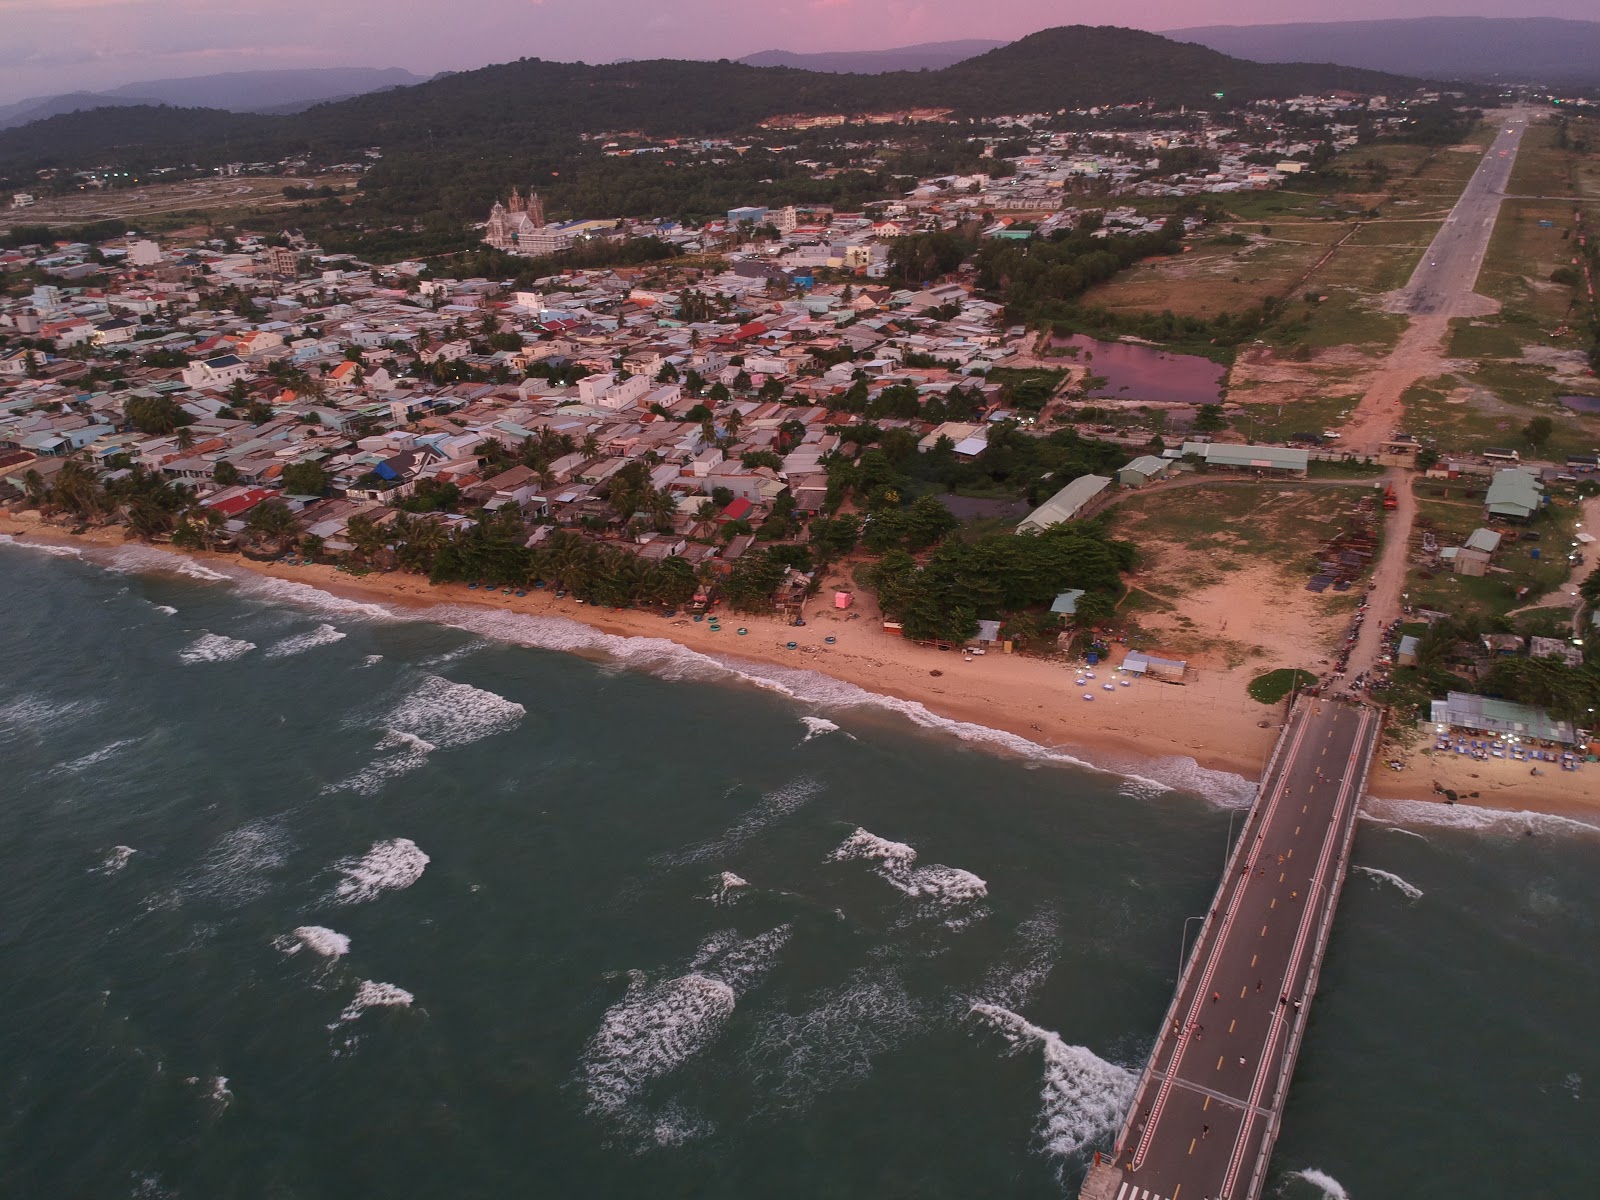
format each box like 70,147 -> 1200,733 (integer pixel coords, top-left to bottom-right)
1395,114 -> 1528,316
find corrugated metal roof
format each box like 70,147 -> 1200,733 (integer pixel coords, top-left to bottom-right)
1017,474 -> 1111,531
1485,468 -> 1543,517
1464,528 -> 1502,553
1429,691 -> 1575,743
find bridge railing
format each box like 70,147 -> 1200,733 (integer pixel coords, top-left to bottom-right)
1109,700 -> 1307,1162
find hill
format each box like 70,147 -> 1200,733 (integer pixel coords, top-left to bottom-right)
0,67 -> 425,132
1167,17 -> 1600,86
738,40 -> 1006,73
0,26 -> 1422,169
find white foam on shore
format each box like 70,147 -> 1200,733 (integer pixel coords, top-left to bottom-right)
829,827 -> 989,917
234,571 -> 398,621
1285,1168 -> 1352,1199
94,845 -> 138,874
330,837 -> 429,904
970,1004 -> 1135,1162
656,775 -> 824,867
1370,823 -> 1430,842
746,967 -> 921,1110
105,544 -> 229,581
420,604 -> 1198,796
264,623 -> 347,659
0,533 -> 85,558
332,979 -> 415,1026
179,632 -> 255,664
1353,866 -> 1424,901
62,738 -> 138,772
1363,796 -> 1600,838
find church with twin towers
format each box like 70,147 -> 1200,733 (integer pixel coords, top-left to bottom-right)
483,187 -> 573,256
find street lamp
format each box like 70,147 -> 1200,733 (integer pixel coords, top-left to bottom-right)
1179,914 -> 1205,978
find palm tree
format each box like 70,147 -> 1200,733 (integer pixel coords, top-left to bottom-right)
344,514 -> 388,565
175,427 -> 196,453
580,433 -> 600,458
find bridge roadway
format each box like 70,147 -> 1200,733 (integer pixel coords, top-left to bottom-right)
1080,697 -> 1381,1200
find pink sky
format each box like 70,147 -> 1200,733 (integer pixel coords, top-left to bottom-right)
2,0 -> 1596,104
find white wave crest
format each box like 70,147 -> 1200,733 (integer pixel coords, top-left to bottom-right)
830,827 -> 989,915
971,1004 -> 1135,1161
233,572 -> 397,621
179,632 -> 255,664
154,605 -> 178,616
705,872 -> 750,906
94,845 -> 138,874
1286,1167 -> 1352,1199
62,737 -> 138,772
333,979 -> 415,1026
800,716 -> 848,742
0,534 -> 85,558
1368,822 -> 1429,842
264,623 -> 347,659
360,654 -> 384,667
330,838 -> 429,905
657,776 -> 824,867
1353,865 -> 1423,901
1363,796 -> 1600,839
107,544 -> 229,581
289,925 -> 351,958
583,973 -> 737,1115
746,968 -> 921,1110
385,674 -> 525,749
688,925 -> 791,992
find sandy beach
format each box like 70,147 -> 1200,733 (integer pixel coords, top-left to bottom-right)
4,510 -> 1595,825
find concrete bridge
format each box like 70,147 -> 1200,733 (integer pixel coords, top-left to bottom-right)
1081,696 -> 1381,1200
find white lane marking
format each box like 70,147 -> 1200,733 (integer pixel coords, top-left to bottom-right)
1116,1185 -> 1128,1200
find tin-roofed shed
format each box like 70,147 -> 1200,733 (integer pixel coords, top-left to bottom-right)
1016,474 -> 1112,532
1430,691 -> 1576,744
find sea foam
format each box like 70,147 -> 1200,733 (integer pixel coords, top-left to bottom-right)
289,925 -> 351,959
1363,796 -> 1600,839
1286,1168 -> 1352,1199
970,1004 -> 1136,1162
656,775 -> 824,867
178,632 -> 255,664
330,838 -> 430,904
829,827 -> 989,916
263,623 -> 347,659
93,845 -> 138,874
1353,865 -> 1424,901
63,738 -> 138,772
183,817 -> 293,907
333,979 -> 415,1025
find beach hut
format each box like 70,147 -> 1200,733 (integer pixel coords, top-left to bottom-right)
1122,650 -> 1188,683
1050,589 -> 1086,623
834,591 -> 852,609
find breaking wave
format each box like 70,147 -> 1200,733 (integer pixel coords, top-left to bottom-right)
1353,866 -> 1424,901
281,925 -> 351,959
970,1004 -> 1135,1162
181,817 -> 294,907
154,605 -> 178,616
1284,1168 -> 1352,1199
333,980 -> 415,1026
580,926 -> 790,1133
800,716 -> 847,742
829,827 -> 989,920
329,838 -> 430,905
263,623 -> 347,659
179,632 -> 255,664
704,872 -> 750,906
0,693 -> 101,736
969,911 -> 1060,1012
93,845 -> 138,874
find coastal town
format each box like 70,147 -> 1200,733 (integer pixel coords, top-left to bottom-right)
2,93 -> 1597,817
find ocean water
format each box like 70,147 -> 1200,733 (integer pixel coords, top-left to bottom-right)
1,538 -> 1595,1199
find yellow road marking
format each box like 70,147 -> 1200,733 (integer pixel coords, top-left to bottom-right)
1287,849 -> 1294,860
1250,954 -> 1258,967
1261,925 -> 1268,937
1271,898 -> 1278,909
1189,1137 -> 1197,1156
1203,1095 -> 1211,1111
1279,872 -> 1285,882
1240,985 -> 1248,998
1295,825 -> 1301,835
1217,1055 -> 1224,1071
1228,1019 -> 1236,1033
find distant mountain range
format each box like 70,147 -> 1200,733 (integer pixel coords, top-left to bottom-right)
1167,17 -> 1600,86
738,40 -> 1007,74
0,67 -> 426,132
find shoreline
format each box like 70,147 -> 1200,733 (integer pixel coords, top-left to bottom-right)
4,512 -> 1596,827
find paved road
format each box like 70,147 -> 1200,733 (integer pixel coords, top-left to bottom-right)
1091,699 -> 1379,1200
1395,115 -> 1528,317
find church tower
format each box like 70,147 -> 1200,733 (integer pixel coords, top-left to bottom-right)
485,201 -> 510,250
526,191 -> 546,228
508,186 -> 525,214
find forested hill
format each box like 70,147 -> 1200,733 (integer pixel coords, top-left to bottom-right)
0,26 -> 1421,172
